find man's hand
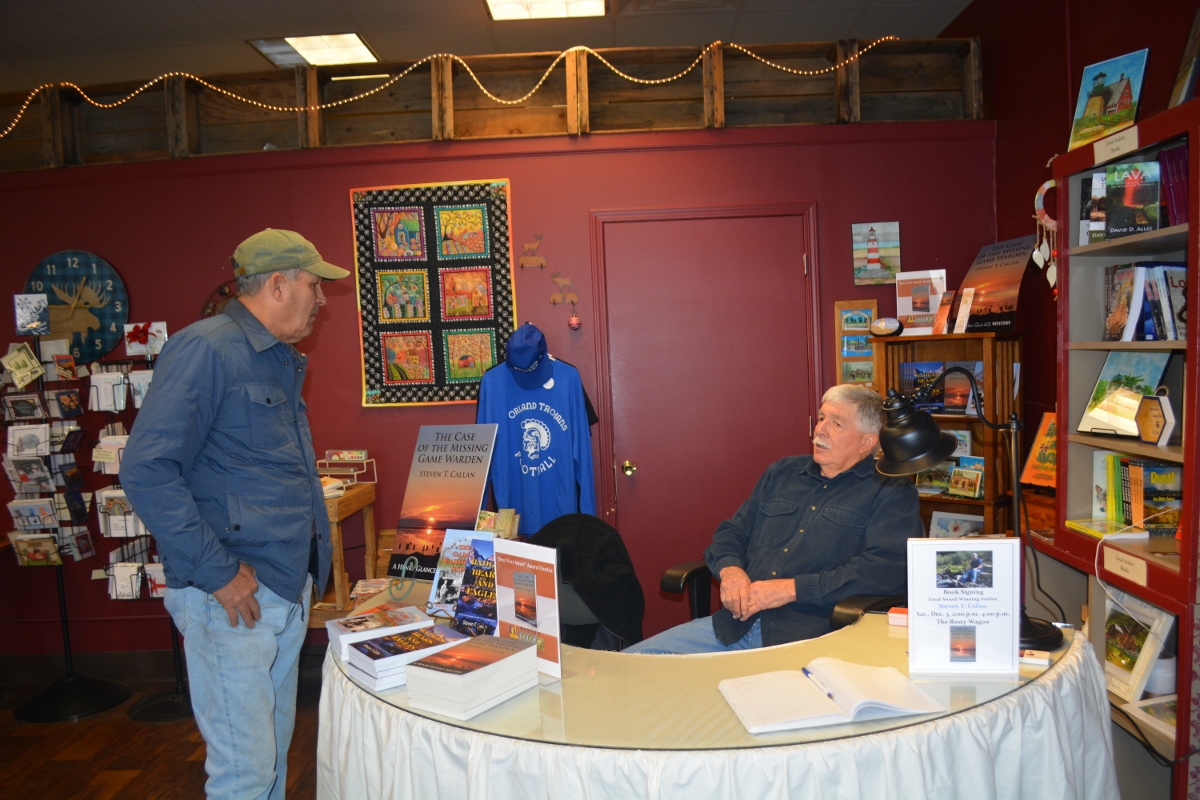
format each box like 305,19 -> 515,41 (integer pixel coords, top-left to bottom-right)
212,562 -> 261,628
719,566 -> 752,620
746,578 -> 796,614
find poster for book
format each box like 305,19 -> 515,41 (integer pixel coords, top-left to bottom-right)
350,179 -> 516,406
894,270 -> 946,336
907,538 -> 1020,676
494,538 -> 562,679
958,236 -> 1034,332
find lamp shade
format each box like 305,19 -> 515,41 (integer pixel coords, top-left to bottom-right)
876,389 -> 960,476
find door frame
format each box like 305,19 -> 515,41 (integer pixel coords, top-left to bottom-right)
588,202 -> 824,529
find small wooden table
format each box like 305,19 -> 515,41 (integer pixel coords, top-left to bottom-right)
310,482 -> 377,628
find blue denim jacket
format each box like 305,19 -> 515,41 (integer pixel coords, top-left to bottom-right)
705,454 -> 919,646
121,299 -> 331,603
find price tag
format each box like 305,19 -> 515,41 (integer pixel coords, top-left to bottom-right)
1103,546 -> 1148,587
91,446 -> 116,463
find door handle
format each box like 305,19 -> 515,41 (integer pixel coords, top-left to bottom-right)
621,460 -> 637,476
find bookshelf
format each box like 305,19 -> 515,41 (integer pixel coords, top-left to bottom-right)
1034,100 -> 1199,794
871,331 -> 1021,536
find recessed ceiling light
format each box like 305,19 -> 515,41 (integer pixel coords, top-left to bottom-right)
249,33 -> 378,68
485,0 -> 606,21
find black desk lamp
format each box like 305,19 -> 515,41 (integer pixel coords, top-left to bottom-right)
876,367 -> 1063,651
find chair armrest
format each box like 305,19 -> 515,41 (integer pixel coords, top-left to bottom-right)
661,561 -> 712,620
830,594 -> 907,631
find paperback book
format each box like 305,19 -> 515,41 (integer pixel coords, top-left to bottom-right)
326,601 -> 433,661
427,529 -> 494,619
1077,351 -> 1170,437
406,636 -> 539,720
347,624 -> 468,676
717,658 -> 945,734
1106,161 -> 1161,239
494,537 -> 563,679
898,361 -> 944,412
454,537 -> 498,636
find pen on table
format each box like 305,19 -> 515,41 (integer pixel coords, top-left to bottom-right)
801,667 -> 834,700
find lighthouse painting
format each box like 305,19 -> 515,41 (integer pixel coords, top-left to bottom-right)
852,221 -> 901,285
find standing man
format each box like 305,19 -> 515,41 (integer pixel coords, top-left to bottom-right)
626,384 -> 920,654
121,229 -> 349,799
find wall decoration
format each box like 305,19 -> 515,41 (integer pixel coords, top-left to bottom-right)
851,222 -> 901,285
351,179 -> 515,406
1068,49 -> 1149,151
26,250 -> 129,364
518,234 -> 546,269
833,299 -> 877,389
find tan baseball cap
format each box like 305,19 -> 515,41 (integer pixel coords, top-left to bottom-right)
231,229 -> 350,280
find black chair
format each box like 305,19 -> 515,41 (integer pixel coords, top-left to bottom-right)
661,561 -> 904,631
530,514 -> 645,650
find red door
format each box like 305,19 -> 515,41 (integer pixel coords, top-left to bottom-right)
593,206 -> 821,637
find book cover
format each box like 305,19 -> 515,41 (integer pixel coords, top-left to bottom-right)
494,537 -> 563,679
943,361 -> 984,416
348,624 -> 467,673
1162,266 -> 1187,340
407,634 -> 535,678
959,237 -> 1033,333
1143,267 -> 1171,340
1064,518 -> 1144,539
895,270 -> 947,336
1133,461 -> 1183,530
1078,350 -> 1171,437
898,361 -> 944,412
427,529 -> 494,618
1106,161 -> 1161,239
1091,449 -> 1122,519
718,658 -> 944,734
326,601 -> 433,660
453,537 -> 498,636
1018,412 -> 1056,488
1106,265 -> 1145,342
387,527 -> 446,581
947,467 -> 984,499
1082,172 -> 1108,245
913,460 -> 955,495
949,429 -> 972,457
931,289 -> 955,335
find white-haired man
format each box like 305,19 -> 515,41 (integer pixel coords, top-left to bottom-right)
626,384 -> 920,654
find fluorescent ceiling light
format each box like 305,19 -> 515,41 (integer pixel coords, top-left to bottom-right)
249,33 -> 378,68
486,0 -> 606,20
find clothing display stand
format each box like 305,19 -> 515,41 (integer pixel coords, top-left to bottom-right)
14,563 -> 131,722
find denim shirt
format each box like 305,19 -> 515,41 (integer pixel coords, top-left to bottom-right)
121,299 -> 332,603
705,454 -> 919,647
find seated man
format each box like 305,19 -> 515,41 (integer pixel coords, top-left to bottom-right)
625,384 -> 921,654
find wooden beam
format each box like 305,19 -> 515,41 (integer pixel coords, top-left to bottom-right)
836,40 -> 860,123
963,37 -> 983,120
566,48 -> 590,134
296,66 -> 322,148
165,74 -> 198,158
431,56 -> 454,140
703,44 -> 725,129
39,85 -> 64,168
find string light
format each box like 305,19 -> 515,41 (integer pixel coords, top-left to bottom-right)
0,38 -> 900,141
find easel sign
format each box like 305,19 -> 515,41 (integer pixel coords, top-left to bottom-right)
907,538 -> 1021,676
834,299 -> 878,389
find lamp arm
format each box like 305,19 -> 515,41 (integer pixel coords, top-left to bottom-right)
912,366 -> 1011,432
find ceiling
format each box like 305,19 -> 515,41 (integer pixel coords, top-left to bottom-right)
0,0 -> 973,95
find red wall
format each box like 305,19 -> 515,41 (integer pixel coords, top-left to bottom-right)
942,0 -> 1199,431
0,121 -> 996,653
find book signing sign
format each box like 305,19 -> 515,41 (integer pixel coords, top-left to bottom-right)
907,538 -> 1021,675
350,179 -> 517,406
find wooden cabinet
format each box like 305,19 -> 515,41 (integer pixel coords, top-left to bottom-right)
871,331 -> 1021,536
1033,101 -> 1199,795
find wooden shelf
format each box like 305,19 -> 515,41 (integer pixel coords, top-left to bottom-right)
1068,223 -> 1188,258
1069,341 -> 1187,351
1065,433 -> 1184,463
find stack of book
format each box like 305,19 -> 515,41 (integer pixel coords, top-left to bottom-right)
1065,451 -> 1183,552
1157,144 -> 1189,228
346,624 -> 468,691
1102,262 -> 1186,342
326,600 -> 433,661
406,636 -> 538,720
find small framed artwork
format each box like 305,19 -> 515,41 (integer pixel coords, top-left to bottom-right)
929,511 -> 985,538
834,299 -> 878,389
1068,49 -> 1149,151
377,271 -> 430,322
380,332 -> 434,386
371,207 -> 426,261
851,222 -> 901,285
1119,694 -> 1176,742
1102,587 -> 1172,702
947,467 -> 984,499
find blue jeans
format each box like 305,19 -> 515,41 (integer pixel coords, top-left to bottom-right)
166,575 -> 311,800
623,617 -> 762,654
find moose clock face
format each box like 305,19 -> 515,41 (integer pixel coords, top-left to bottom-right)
26,250 -> 129,364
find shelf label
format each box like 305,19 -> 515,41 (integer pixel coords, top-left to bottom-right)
1092,127 -> 1139,164
1103,546 -> 1148,586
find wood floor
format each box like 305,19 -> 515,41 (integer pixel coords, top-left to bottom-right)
0,665 -> 322,799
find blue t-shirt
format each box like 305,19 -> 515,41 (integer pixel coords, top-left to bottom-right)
476,360 -> 596,535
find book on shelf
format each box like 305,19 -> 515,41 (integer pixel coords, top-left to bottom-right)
947,467 -> 984,499
898,361 -> 944,412
931,290 -> 956,335
406,636 -> 539,721
942,361 -> 982,416
1157,143 -> 1188,228
913,460 -> 955,495
895,270 -> 947,336
1105,161 -> 1161,240
1091,449 -> 1122,519
1019,412 -> 1056,488
1121,458 -> 1182,530
1077,350 -> 1171,437
1162,265 -> 1187,341
1079,172 -> 1108,246
346,623 -> 468,676
1063,518 -> 1146,539
717,658 -> 945,735
950,429 -> 972,457
325,601 -> 433,661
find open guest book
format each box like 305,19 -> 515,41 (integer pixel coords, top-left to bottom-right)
718,657 -> 945,734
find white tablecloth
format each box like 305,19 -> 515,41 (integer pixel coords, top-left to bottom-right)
317,628 -> 1116,800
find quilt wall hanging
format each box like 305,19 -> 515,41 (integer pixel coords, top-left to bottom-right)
350,179 -> 517,406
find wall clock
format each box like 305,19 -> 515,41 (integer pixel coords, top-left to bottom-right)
201,279 -> 239,319
26,250 -> 129,364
